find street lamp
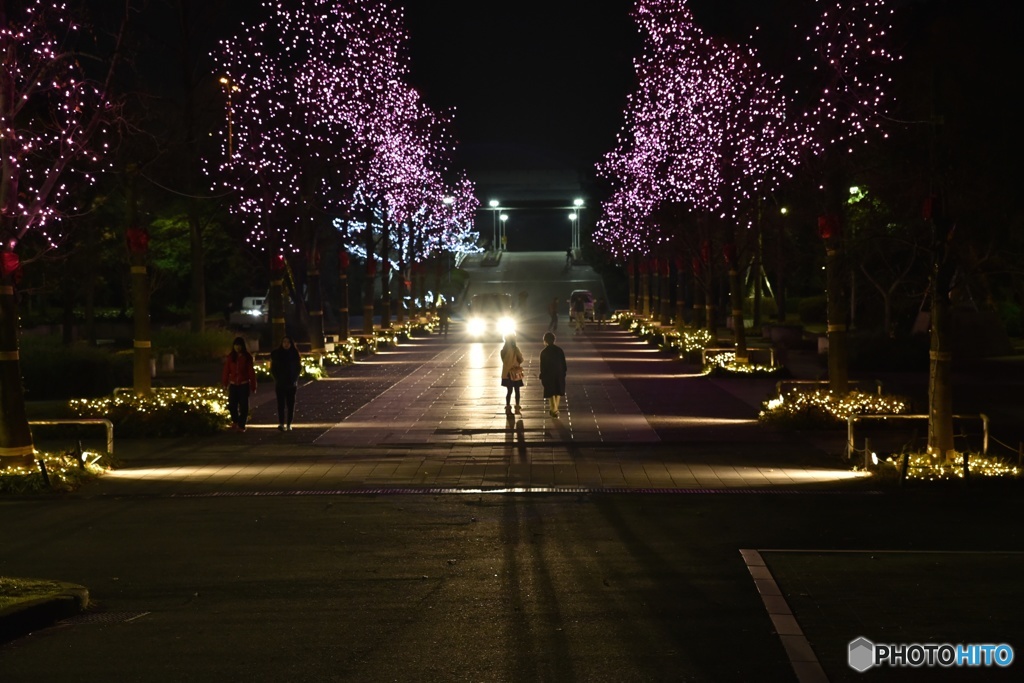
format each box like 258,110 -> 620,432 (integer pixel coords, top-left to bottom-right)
499,213 -> 508,251
488,199 -> 499,251
219,76 -> 240,157
568,212 -> 578,254
572,198 -> 584,254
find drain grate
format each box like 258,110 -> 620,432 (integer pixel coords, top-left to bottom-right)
60,611 -> 150,625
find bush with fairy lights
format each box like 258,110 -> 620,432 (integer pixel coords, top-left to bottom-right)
703,352 -> 785,378
759,389 -> 910,429
0,449 -> 112,494
69,387 -> 230,437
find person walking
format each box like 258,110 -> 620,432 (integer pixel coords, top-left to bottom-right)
437,299 -> 450,338
572,295 -> 586,335
539,331 -> 567,418
595,297 -> 608,328
221,336 -> 257,432
548,296 -> 559,332
499,332 -> 525,413
270,335 -> 302,431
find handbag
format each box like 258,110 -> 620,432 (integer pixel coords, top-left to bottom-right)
509,365 -> 524,382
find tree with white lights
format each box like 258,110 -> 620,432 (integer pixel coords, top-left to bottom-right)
0,1 -> 126,468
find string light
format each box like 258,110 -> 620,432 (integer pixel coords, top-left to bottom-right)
0,0 -> 114,251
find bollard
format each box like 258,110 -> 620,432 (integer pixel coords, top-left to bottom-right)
863,437 -> 872,470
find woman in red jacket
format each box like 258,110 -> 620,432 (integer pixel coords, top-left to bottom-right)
221,336 -> 257,431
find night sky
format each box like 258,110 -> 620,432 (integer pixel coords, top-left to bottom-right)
404,1 -> 639,174
118,1 -> 1017,250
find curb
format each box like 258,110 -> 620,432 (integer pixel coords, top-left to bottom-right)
0,584 -> 89,644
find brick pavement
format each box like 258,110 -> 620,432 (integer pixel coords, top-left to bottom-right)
89,320 -> 873,497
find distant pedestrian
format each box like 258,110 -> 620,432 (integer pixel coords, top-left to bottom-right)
270,335 -> 302,431
548,297 -> 559,332
437,300 -> 450,338
572,295 -> 586,335
221,336 -> 257,432
539,331 -> 567,418
500,332 -> 525,412
565,248 -> 572,267
595,298 -> 608,327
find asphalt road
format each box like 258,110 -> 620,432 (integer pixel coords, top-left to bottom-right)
2,489 -> 1021,682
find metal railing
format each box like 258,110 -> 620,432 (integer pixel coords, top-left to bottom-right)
29,418 -> 114,455
702,346 -> 776,367
776,378 -> 883,397
846,413 -> 989,469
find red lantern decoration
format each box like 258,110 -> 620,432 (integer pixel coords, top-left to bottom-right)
922,195 -> 935,222
649,257 -> 659,274
638,259 -> 649,275
125,225 -> 149,254
1,251 -> 19,278
723,243 -> 737,266
270,254 -> 287,272
674,255 -> 685,272
626,259 -> 635,276
817,214 -> 840,240
338,249 -> 350,270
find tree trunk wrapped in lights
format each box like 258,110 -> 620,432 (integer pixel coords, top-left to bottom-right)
337,248 -> 350,339
674,255 -> 687,332
819,212 -> 850,394
724,240 -> 748,364
926,194 -> 955,458
305,247 -> 326,358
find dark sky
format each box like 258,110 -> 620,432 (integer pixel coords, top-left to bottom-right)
404,1 -> 639,175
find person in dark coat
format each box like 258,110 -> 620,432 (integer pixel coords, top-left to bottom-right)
270,335 -> 302,431
538,331 -> 567,418
221,336 -> 257,431
437,300 -> 450,338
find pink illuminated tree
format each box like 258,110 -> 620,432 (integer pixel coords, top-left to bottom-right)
800,0 -> 900,394
214,0 -> 476,340
596,0 -> 812,353
0,0 -> 126,467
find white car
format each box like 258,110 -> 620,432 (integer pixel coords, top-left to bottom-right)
465,293 -> 516,340
230,295 -> 269,327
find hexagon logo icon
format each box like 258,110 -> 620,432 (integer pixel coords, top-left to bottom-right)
848,637 -> 875,672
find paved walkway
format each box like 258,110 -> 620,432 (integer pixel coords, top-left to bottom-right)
86,320 -> 871,497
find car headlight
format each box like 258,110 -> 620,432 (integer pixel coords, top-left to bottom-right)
497,317 -> 516,336
467,318 -> 486,336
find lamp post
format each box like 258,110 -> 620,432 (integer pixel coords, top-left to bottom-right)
218,76 -> 240,157
499,213 -> 508,251
572,198 -> 584,255
568,212 -> 578,255
488,199 -> 499,251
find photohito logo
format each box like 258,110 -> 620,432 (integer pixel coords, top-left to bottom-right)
849,637 -> 1014,671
